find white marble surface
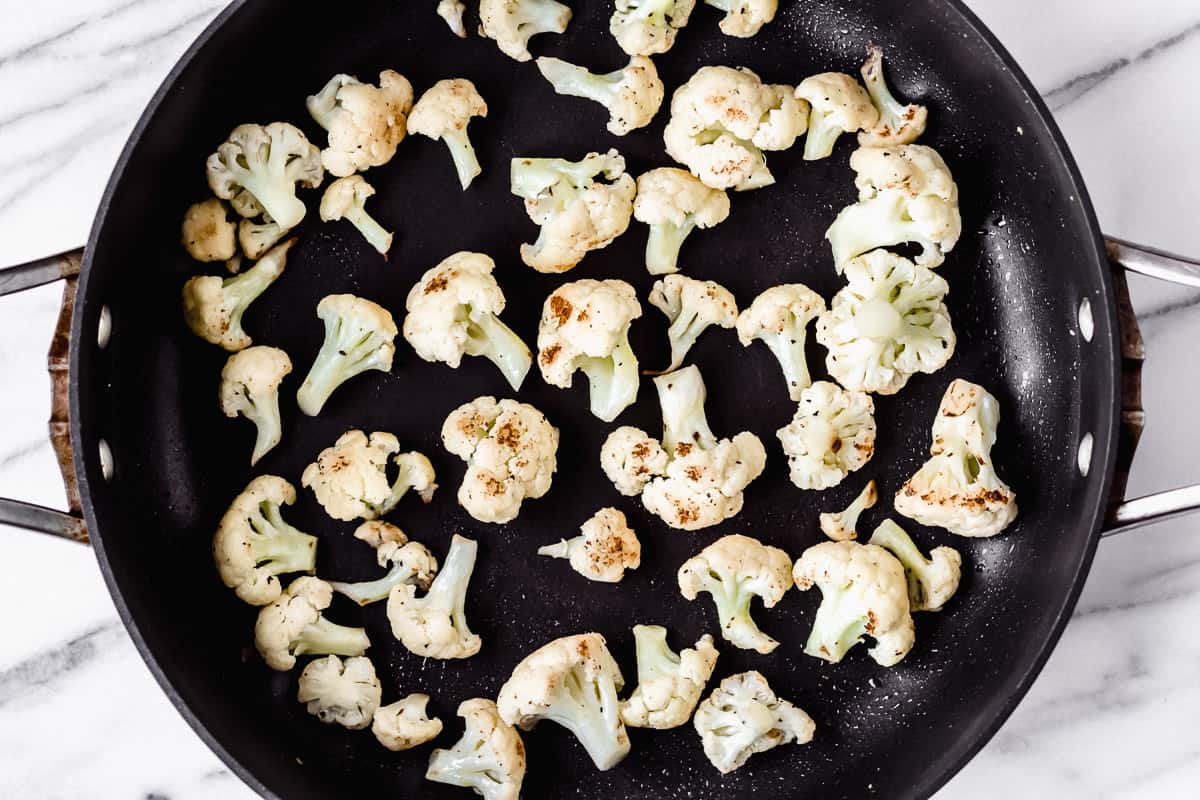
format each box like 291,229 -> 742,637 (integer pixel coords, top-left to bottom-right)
1,1 -> 1199,797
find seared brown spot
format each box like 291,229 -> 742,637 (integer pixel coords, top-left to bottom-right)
675,442 -> 693,457
685,466 -> 703,481
632,442 -> 651,459
539,344 -> 561,366
483,476 -> 507,496
549,295 -> 573,326
576,308 -> 590,322
494,422 -> 520,449
865,610 -> 878,635
423,274 -> 450,293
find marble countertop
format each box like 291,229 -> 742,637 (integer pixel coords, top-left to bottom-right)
2,1 -> 1199,797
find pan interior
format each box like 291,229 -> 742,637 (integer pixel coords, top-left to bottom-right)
74,0 -> 1116,797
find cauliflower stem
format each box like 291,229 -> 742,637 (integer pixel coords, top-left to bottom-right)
293,616 -> 372,660
465,311 -> 533,392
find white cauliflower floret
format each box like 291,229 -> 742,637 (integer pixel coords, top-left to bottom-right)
387,534 -> 481,659
664,66 -> 806,191
205,123 -> 323,230
793,540 -> 915,666
776,381 -> 876,491
610,0 -> 696,56
858,43 -> 928,147
254,577 -> 370,671
479,0 -> 572,62
693,671 -> 815,774
536,55 -> 664,136
438,0 -> 467,36
510,149 -> 636,273
403,251 -> 532,391
634,167 -> 730,275
426,698 -> 526,800
620,625 -> 718,729
373,693 -> 443,751
219,345 -> 292,465
538,507 -> 641,583
868,519 -> 962,612
408,79 -> 489,190
297,655 -> 382,730
237,216 -> 285,260
212,475 -> 317,606
441,397 -> 559,524
795,72 -> 879,160
330,522 -> 439,606
735,283 -> 825,401
649,275 -> 737,372
600,427 -> 670,496
182,238 -> 294,352
678,534 -> 792,653
319,176 -> 393,256
895,378 -> 1018,537
497,633 -> 630,771
826,144 -> 962,269
301,430 -> 437,522
701,0 -> 777,37
306,70 -> 413,177
819,479 -> 878,541
295,294 -> 398,416
181,198 -> 235,262
537,279 -> 642,422
815,250 -> 955,395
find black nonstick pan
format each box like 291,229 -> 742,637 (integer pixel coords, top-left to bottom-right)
4,1 -> 1200,798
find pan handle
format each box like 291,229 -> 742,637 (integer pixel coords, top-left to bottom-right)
1102,237 -> 1200,536
0,248 -> 89,544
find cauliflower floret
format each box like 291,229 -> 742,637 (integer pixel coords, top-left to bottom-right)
678,534 -> 792,653
819,479 -> 878,541
254,577 -> 371,671
648,275 -> 737,372
182,238 -> 294,352
610,0 -> 696,56
301,430 -> 437,522
438,0 -> 467,36
427,698 -> 526,800
536,55 -> 664,136
634,168 -> 730,275
735,283 -> 825,401
895,378 -> 1018,537
620,625 -> 718,729
237,216 -> 285,260
538,507 -> 641,583
776,381 -> 876,491
826,144 -> 962,269
181,198 -> 235,262
403,251 -> 532,391
511,149 -> 636,273
205,123 -> 323,230
497,633 -> 630,771
858,43 -> 928,147
307,70 -> 413,177
441,397 -> 559,524
815,250 -> 955,395
479,0 -> 572,62
693,671 -> 815,774
600,426 -> 670,496
664,66 -> 807,191
537,279 -> 642,422
219,345 -> 292,465
408,79 -> 489,190
868,518 -> 962,611
793,540 -> 914,666
388,534 -> 481,659
373,693 -> 443,751
212,475 -> 317,606
795,72 -> 879,160
701,0 -> 777,37
296,294 -> 398,416
320,175 -> 393,256
330,525 -> 438,606
297,655 -> 381,730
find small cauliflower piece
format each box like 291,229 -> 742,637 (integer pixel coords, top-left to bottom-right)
819,479 -> 878,541
306,70 -> 414,177
237,216 -> 285,260
387,534 -> 482,659
793,540 -> 914,666
776,381 -> 876,491
610,0 -> 696,56
298,655 -> 381,730
181,198 -> 235,262
536,55 -> 664,136
296,294 -> 398,416
403,251 -> 532,391
182,238 -> 294,352
538,507 -> 641,583
620,625 -> 718,729
319,176 -> 393,256
212,475 -> 317,606
497,633 -> 630,771
438,0 -> 467,36
427,698 -> 526,800
408,79 -> 489,190
373,693 -> 443,751
634,168 -> 730,275
693,671 -> 815,774
649,275 -> 737,372
537,279 -> 642,422
701,0 -> 777,37
664,66 -> 807,191
868,518 -> 962,612
735,283 -> 825,401
254,577 -> 371,671
301,430 -> 436,522
219,345 -> 292,465
511,149 -> 636,273
600,426 -> 670,496
206,123 -> 322,230
479,0 -> 572,62
795,72 -> 879,161
442,397 -> 559,523
330,526 -> 439,606
858,43 -> 928,147
826,144 -> 962,269
678,534 -> 792,653
816,250 -> 955,395
895,378 -> 1018,537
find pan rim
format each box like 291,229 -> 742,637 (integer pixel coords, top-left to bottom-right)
68,1 -> 1121,797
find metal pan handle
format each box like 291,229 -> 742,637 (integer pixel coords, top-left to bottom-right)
0,249 -> 89,544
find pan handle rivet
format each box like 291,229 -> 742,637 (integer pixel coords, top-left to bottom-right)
98,439 -> 113,481
97,305 -> 112,349
1077,432 -> 1093,477
1078,298 -> 1094,342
